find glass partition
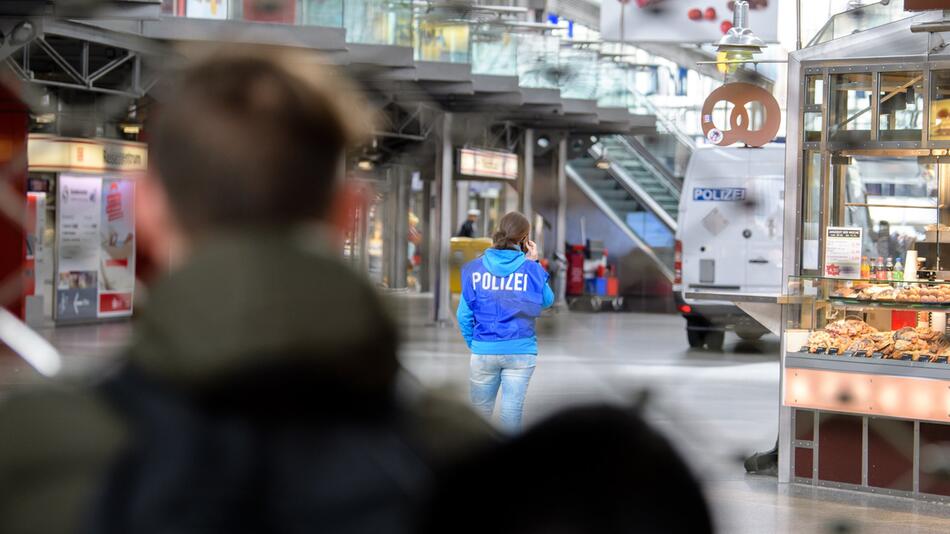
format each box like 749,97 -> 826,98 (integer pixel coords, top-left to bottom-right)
471,24 -> 518,76
558,46 -> 599,100
598,60 -> 638,109
344,0 -> 413,46
302,0 -> 344,27
829,72 -> 872,144
879,71 -> 924,142
808,0 -> 910,47
930,70 -> 950,141
415,17 -> 470,63
837,157 -> 938,263
802,151 -> 822,272
517,33 -> 559,89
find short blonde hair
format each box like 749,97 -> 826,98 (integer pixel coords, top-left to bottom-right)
152,49 -> 374,232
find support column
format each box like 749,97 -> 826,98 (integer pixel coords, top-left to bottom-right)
392,167 -> 409,289
431,112 -> 453,324
555,135 -> 567,259
456,180 -> 469,235
522,128 -> 534,219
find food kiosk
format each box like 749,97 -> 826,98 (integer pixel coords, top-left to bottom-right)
24,135 -> 146,326
780,10 -> 950,499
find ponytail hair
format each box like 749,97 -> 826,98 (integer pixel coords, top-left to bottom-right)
492,211 -> 531,251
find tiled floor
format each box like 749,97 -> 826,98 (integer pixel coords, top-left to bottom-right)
6,294 -> 950,533
394,294 -> 950,534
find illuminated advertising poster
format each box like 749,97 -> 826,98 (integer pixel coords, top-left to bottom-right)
56,175 -> 101,321
186,0 -> 228,19
99,178 -> 135,317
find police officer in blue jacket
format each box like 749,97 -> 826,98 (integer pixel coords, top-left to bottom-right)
457,212 -> 555,432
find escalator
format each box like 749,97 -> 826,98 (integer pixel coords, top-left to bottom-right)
565,156 -> 676,281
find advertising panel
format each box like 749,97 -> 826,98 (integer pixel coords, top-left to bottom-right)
99,179 -> 135,317
56,175 -> 101,321
600,0 -> 777,44
55,175 -> 136,322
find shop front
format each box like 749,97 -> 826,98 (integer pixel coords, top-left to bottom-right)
781,11 -> 950,499
24,135 -> 145,326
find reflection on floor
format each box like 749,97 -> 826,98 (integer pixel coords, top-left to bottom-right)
4,294 -> 950,533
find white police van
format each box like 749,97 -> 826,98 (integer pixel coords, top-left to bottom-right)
673,144 -> 786,350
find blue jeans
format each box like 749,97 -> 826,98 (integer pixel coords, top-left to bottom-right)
469,353 -> 537,433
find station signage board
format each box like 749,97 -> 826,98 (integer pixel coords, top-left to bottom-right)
28,135 -> 148,174
457,148 -> 519,181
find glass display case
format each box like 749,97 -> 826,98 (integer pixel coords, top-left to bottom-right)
784,18 -> 950,499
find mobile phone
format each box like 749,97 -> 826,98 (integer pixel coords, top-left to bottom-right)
520,240 -> 529,253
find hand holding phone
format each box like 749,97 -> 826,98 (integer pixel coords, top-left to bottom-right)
525,239 -> 539,261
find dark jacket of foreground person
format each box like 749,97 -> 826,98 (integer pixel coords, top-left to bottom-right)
423,404 -> 714,534
0,232 -> 491,534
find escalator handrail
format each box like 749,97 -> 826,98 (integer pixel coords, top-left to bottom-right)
589,144 -> 678,233
565,163 -> 675,283
616,135 -> 682,196
630,88 -> 696,154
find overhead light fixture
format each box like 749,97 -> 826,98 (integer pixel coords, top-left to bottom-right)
10,21 -> 36,46
536,135 -> 551,149
357,158 -> 375,171
120,123 -> 141,135
715,1 -> 764,74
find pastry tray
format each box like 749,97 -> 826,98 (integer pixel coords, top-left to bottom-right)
787,349 -> 950,380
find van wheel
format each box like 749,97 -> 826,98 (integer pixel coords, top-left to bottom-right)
687,329 -> 705,348
705,331 -> 725,351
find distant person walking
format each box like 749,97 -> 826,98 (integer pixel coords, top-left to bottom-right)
456,209 -> 480,237
457,212 -> 555,432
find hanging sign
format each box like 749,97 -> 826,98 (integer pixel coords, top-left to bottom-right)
824,227 -> 863,279
28,135 -> 147,173
458,148 -> 519,180
701,82 -> 781,147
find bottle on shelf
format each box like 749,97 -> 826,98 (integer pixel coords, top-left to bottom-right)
861,256 -> 870,279
885,257 -> 894,280
893,258 -> 904,281
876,256 -> 886,280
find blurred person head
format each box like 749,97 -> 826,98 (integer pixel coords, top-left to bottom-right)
139,48 -> 372,267
467,208 -> 480,223
492,211 -> 530,251
422,404 -> 713,534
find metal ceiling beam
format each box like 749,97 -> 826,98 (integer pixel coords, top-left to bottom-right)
45,19 -> 168,56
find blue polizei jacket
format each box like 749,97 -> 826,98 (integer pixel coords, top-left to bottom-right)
457,248 -> 555,355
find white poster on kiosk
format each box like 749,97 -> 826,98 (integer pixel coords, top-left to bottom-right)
98,178 -> 135,317
56,175 -> 101,321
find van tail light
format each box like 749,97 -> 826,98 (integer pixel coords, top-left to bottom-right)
674,239 -> 683,285
679,304 -> 692,314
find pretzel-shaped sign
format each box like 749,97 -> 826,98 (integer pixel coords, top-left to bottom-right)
701,82 -> 781,147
